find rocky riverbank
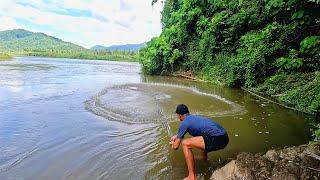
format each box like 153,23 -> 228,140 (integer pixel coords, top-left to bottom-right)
211,141 -> 320,180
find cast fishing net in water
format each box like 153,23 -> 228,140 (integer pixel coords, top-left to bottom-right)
84,83 -> 246,124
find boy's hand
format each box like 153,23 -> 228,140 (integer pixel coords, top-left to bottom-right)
170,135 -> 177,145
169,135 -> 181,150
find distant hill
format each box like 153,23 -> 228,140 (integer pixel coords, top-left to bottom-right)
0,29 -> 138,62
91,43 -> 146,51
0,29 -> 86,52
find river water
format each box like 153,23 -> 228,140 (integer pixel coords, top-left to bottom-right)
0,57 -> 313,180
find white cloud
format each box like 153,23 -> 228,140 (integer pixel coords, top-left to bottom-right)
0,0 -> 163,48
0,16 -> 25,31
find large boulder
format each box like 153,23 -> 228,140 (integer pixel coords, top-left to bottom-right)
211,141 -> 320,180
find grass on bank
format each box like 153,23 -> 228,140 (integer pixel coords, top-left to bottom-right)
0,53 -> 12,60
200,68 -> 320,140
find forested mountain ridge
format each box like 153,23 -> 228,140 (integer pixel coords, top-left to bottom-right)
0,29 -> 137,61
0,29 -> 85,52
91,43 -> 146,51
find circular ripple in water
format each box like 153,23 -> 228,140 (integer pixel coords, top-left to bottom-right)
84,83 -> 246,123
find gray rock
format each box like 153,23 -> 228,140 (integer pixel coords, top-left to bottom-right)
210,141 -> 320,180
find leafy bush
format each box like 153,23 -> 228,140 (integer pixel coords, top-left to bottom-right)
313,123 -> 320,141
255,73 -> 313,95
275,57 -> 303,70
274,50 -> 303,70
300,36 -> 320,56
279,72 -> 320,114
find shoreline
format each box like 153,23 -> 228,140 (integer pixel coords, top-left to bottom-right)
5,55 -> 138,62
176,73 -> 317,116
210,141 -> 320,179
20,51 -> 138,62
0,53 -> 12,61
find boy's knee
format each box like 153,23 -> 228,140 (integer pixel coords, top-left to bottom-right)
182,139 -> 191,147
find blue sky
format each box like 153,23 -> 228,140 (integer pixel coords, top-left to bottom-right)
0,0 -> 163,48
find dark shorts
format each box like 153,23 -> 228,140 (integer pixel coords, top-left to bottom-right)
203,133 -> 229,152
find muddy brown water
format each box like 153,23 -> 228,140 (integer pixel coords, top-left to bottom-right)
0,57 -> 313,180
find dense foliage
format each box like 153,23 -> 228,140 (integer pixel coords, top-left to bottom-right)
0,29 -> 84,51
0,29 -> 138,61
140,0 -> 320,115
142,0 -> 320,140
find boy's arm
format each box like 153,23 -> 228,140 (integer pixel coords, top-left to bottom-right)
170,120 -> 188,150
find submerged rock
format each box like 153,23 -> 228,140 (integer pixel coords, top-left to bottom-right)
210,141 -> 320,180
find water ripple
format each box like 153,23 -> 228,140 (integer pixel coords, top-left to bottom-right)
84,83 -> 247,124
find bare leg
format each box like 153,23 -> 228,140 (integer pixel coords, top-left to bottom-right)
182,143 -> 196,179
181,136 -> 206,180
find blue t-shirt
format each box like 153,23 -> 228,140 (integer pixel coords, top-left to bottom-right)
176,114 -> 226,139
